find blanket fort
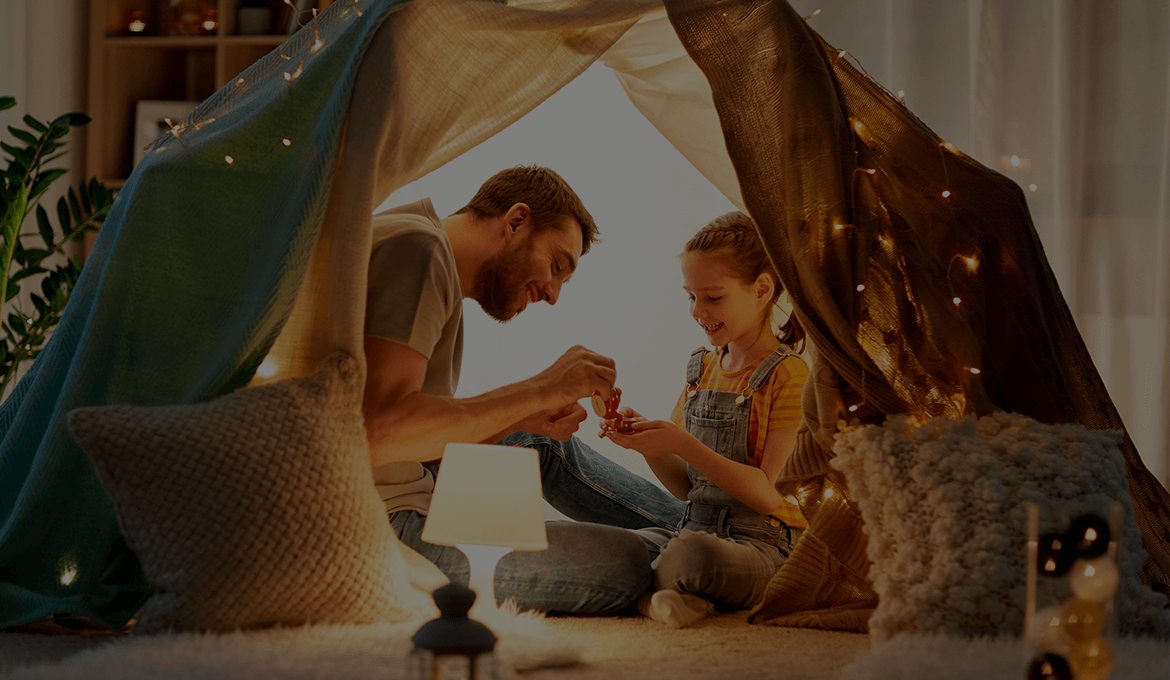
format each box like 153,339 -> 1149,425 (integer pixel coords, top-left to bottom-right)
1,0 -> 1166,634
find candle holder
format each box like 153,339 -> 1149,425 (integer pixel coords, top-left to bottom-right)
1024,503 -> 1122,680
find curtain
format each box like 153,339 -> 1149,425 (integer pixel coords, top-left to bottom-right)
662,0 -> 1169,629
775,0 -> 1170,496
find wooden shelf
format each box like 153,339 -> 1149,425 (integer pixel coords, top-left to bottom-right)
85,1 -> 325,194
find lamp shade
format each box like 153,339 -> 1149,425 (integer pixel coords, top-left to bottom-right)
421,443 -> 549,551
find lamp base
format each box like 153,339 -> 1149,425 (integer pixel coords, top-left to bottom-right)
458,544 -> 512,623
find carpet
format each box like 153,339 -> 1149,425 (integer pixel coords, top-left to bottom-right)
2,612 -> 1166,680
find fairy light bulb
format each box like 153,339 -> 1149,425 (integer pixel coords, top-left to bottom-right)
856,284 -> 865,292
236,77 -> 245,85
941,141 -> 958,153
1030,184 -> 1038,192
942,190 -> 951,198
968,367 -> 981,374
804,8 -> 821,20
282,138 -> 291,147
952,297 -> 961,306
1029,606 -> 1071,655
963,256 -> 978,271
834,223 -> 845,231
823,487 -> 835,499
352,0 -> 364,17
1011,155 -> 1021,167
1060,599 -> 1104,642
848,404 -> 859,412
1069,557 -> 1120,602
865,168 -> 876,174
1068,638 -> 1114,680
225,155 -> 234,165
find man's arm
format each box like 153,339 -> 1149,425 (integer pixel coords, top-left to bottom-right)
363,336 -> 614,466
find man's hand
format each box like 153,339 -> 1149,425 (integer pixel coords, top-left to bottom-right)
528,345 -> 617,409
517,402 -> 589,441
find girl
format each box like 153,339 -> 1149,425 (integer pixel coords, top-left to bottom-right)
603,212 -> 809,628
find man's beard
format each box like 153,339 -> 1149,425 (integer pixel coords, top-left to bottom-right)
472,245 -> 530,323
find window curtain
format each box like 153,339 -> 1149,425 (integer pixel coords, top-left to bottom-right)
776,0 -> 1169,494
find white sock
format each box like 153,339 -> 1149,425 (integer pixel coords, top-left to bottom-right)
638,590 -> 709,628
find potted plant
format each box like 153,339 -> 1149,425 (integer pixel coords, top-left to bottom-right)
0,96 -> 113,398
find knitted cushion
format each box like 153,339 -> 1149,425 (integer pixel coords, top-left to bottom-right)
67,352 -> 437,634
831,412 -> 1169,643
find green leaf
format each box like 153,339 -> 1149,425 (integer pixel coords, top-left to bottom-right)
36,204 -> 54,247
20,248 -> 48,268
4,283 -> 19,302
56,196 -> 70,232
22,115 -> 48,134
40,276 -> 57,301
78,182 -> 91,214
51,113 -> 90,128
8,127 -> 39,148
47,125 -> 69,142
7,314 -> 24,330
11,266 -> 46,284
0,97 -> 15,112
40,151 -> 66,165
30,293 -> 46,314
1,142 -> 34,168
29,168 -> 67,204
0,169 -> 20,184
67,188 -> 81,223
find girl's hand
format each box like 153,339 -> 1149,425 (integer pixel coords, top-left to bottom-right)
605,416 -> 696,461
598,406 -> 645,438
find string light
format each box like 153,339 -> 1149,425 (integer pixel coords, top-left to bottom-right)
310,9 -> 324,52
952,296 -> 961,306
834,223 -> 845,231
969,367 -> 981,375
225,155 -> 234,165
942,190 -> 951,198
897,90 -> 906,103
282,138 -> 291,146
1029,184 -> 1038,192
941,141 -> 958,153
963,256 -> 978,271
352,0 -> 363,17
856,284 -> 865,292
257,360 -> 278,378
804,8 -> 821,20
848,404 -> 859,412
237,77 -> 245,85
824,487 -> 836,499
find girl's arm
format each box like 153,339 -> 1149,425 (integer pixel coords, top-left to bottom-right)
675,424 -> 796,516
621,421 -> 793,515
603,409 -> 692,500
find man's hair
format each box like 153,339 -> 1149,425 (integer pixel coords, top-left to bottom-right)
454,166 -> 599,254
683,211 -> 805,352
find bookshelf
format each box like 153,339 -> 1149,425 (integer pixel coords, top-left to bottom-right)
84,0 -> 329,191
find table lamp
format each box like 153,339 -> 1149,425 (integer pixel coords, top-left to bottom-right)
410,443 -> 548,680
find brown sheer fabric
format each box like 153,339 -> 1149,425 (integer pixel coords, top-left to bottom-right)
665,0 -> 1170,630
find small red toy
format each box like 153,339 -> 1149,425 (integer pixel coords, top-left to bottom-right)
592,387 -> 633,433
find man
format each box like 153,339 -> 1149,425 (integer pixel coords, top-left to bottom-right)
362,166 -> 682,614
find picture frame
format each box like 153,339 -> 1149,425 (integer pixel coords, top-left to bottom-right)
132,99 -> 201,168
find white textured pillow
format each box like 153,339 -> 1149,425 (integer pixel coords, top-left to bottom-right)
831,412 -> 1169,642
67,352 -> 439,634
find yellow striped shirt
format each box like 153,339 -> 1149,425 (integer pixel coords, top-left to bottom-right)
670,347 -> 809,528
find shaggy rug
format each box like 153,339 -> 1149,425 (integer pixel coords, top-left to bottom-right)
3,612 -> 1166,680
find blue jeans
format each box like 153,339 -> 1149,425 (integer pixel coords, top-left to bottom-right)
390,433 -> 685,614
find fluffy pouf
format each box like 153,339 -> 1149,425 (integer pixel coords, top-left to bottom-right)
831,412 -> 1169,642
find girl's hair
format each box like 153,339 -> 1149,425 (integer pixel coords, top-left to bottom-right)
682,212 -> 805,353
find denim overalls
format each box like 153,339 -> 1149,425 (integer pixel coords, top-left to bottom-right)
637,345 -> 803,610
